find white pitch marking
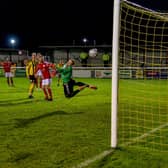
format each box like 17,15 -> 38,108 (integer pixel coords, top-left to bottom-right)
72,122 -> 168,168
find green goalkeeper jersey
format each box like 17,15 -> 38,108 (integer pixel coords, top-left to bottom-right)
57,64 -> 72,84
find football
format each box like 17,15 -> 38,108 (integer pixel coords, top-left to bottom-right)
89,48 -> 98,58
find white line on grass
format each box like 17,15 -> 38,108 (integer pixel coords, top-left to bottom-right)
71,149 -> 114,168
72,122 -> 168,168
123,122 -> 168,146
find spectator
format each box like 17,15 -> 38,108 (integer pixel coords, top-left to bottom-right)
80,52 -> 88,67
102,52 -> 110,67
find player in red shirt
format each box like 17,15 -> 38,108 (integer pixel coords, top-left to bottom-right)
35,54 -> 54,101
1,57 -> 14,86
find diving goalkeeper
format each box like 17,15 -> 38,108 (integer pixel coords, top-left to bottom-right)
57,59 -> 97,98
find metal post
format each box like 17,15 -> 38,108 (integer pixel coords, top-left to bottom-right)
111,0 -> 121,148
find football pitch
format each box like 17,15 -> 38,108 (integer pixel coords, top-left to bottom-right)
0,77 -> 168,168
0,77 -> 111,168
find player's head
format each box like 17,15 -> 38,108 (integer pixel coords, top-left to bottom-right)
36,52 -> 42,58
36,53 -> 42,61
23,59 -> 29,66
38,54 -> 44,63
31,52 -> 36,61
67,59 -> 75,66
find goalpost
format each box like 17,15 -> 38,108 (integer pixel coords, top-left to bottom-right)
112,0 -> 168,151
111,0 -> 120,148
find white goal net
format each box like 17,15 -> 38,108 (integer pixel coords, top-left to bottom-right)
118,0 -> 168,151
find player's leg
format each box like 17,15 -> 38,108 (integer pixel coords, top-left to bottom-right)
10,77 -> 14,86
7,77 -> 10,86
63,83 -> 72,97
5,72 -> 10,86
28,76 -> 36,98
63,80 -> 84,98
36,70 -> 42,89
43,87 -> 48,100
75,80 -> 97,90
40,77 -> 42,89
46,79 -> 53,101
88,85 -> 98,90
9,72 -> 14,86
42,79 -> 48,100
63,79 -> 76,98
38,76 -> 42,89
28,83 -> 34,98
35,76 -> 39,89
57,73 -> 61,86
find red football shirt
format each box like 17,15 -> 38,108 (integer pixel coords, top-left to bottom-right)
36,62 -> 52,79
3,61 -> 12,72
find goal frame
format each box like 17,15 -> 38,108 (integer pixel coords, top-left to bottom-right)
111,0 -> 121,148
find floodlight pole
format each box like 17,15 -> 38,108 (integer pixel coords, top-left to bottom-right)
111,0 -> 120,148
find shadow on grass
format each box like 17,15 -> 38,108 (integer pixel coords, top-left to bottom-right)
0,88 -> 27,94
14,111 -> 83,128
0,98 -> 30,103
6,144 -> 33,163
9,152 -> 33,162
0,98 -> 41,106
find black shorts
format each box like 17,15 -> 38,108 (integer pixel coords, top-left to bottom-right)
63,79 -> 86,98
29,75 -> 36,83
63,79 -> 75,96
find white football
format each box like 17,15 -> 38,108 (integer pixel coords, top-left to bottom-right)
89,48 -> 98,58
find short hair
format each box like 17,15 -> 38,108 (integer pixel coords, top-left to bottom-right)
37,52 -> 42,56
32,52 -> 36,56
70,59 -> 75,65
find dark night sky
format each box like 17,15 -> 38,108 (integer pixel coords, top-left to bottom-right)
0,0 -> 168,50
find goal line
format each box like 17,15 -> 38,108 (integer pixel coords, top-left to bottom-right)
72,122 -> 168,168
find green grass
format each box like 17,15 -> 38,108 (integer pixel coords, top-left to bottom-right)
85,146 -> 168,168
0,77 -> 168,168
86,79 -> 168,168
0,77 -> 111,168
118,79 -> 168,151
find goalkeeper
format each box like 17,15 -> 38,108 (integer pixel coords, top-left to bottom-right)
57,59 -> 97,98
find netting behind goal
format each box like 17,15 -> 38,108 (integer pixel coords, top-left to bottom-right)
118,0 -> 168,151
